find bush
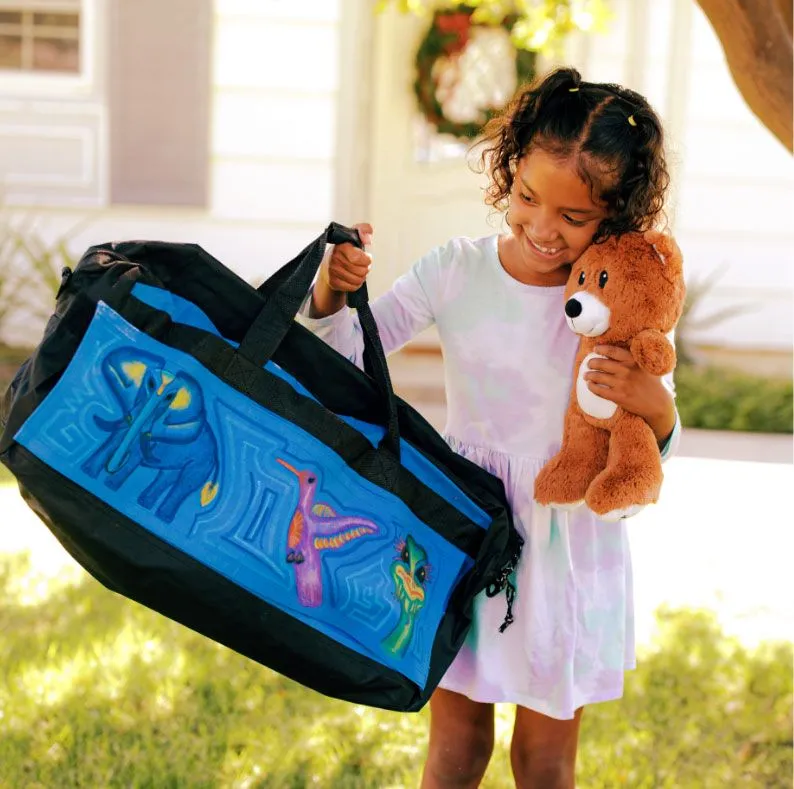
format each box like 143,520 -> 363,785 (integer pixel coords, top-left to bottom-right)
676,365 -> 793,434
0,214 -> 75,344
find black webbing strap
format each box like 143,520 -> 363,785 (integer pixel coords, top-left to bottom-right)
237,223 -> 400,458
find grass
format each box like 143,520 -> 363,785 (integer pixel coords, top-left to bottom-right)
0,551 -> 790,788
0,463 -> 13,487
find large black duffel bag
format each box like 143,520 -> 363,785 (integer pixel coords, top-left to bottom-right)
0,222 -> 521,712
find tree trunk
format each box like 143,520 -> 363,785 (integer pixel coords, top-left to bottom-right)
696,0 -> 793,152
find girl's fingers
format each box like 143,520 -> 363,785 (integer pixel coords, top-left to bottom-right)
584,372 -> 614,388
587,382 -> 619,403
329,270 -> 367,291
352,222 -> 374,246
594,345 -> 634,363
587,357 -> 628,376
334,247 -> 371,270
330,262 -> 370,284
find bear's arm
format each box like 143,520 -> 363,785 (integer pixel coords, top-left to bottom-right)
630,329 -> 677,376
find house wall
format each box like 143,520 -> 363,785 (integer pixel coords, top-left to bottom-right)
1,0 -> 352,346
2,0 -> 791,360
364,0 -> 792,363
562,0 -> 793,354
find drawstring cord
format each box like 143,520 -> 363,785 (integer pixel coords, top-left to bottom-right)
498,578 -> 516,633
485,534 -> 523,633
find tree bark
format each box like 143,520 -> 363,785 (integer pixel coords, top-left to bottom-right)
696,0 -> 793,152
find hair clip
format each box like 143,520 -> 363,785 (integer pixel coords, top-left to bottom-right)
568,87 -> 579,92
628,114 -> 637,126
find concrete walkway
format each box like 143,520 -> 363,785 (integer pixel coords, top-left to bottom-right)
1,432 -> 791,651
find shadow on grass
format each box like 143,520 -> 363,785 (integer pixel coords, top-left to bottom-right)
0,553 -> 790,788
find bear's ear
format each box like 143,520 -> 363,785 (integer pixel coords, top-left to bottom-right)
643,229 -> 683,282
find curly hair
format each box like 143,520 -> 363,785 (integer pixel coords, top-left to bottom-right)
478,66 -> 669,243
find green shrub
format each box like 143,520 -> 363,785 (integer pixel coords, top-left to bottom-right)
676,365 -> 793,434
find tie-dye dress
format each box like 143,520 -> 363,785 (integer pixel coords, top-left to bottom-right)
297,234 -> 680,720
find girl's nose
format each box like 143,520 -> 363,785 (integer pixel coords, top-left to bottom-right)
529,211 -> 559,242
531,223 -> 559,244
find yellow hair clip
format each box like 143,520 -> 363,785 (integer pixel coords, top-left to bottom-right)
568,87 -> 579,92
628,114 -> 637,126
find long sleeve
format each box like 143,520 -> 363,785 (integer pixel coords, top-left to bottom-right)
296,243 -> 446,369
659,362 -> 682,462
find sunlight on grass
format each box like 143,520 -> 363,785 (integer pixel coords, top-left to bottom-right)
4,551 -> 83,606
0,549 -> 790,787
9,624 -> 181,711
0,463 -> 13,487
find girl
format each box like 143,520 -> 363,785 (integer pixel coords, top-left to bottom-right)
299,67 -> 680,789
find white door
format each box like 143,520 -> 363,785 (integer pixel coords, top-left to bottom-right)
365,7 -> 506,347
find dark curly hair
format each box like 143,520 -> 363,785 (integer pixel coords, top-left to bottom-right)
478,66 -> 669,242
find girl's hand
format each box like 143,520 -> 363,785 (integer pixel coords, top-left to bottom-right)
322,222 -> 373,293
310,222 -> 373,318
585,345 -> 676,446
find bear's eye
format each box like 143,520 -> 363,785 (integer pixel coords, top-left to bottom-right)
598,271 -> 608,289
577,271 -> 585,285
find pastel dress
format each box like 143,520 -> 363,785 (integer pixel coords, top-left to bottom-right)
297,235 -> 681,720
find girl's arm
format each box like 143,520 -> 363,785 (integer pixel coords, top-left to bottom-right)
297,239 -> 445,369
657,373 -> 682,462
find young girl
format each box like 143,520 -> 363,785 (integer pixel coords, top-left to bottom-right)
299,67 -> 680,789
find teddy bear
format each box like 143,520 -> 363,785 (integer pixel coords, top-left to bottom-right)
534,229 -> 686,521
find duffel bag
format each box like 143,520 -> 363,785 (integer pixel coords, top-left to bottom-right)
0,222 -> 521,712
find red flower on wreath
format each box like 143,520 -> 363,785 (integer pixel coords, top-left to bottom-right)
436,11 -> 472,54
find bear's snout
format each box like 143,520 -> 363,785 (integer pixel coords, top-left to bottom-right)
565,298 -> 582,318
564,291 -> 611,337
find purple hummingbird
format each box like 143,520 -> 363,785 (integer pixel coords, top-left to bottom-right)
276,458 -> 380,608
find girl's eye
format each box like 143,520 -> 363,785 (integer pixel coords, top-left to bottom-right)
519,192 -> 535,204
598,271 -> 608,288
578,271 -> 585,285
563,214 -> 587,227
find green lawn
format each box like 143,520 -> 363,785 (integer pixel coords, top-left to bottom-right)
0,463 -> 13,487
0,552 -> 790,788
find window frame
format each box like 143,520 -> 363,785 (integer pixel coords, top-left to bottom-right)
0,0 -> 96,96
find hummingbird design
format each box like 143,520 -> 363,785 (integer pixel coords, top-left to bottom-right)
276,458 -> 380,607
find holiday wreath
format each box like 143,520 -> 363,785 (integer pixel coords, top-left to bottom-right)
413,5 -> 537,139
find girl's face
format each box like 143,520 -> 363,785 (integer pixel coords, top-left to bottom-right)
505,148 -> 607,283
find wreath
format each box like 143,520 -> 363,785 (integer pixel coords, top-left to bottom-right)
413,5 -> 537,140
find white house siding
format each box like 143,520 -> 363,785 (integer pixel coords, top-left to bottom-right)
565,0 -> 793,355
1,0 -> 349,346
364,0 -> 791,363
0,0 -> 106,206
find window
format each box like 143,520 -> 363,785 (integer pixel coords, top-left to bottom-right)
0,4 -> 80,74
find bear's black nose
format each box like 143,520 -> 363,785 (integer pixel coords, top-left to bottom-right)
565,298 -> 582,318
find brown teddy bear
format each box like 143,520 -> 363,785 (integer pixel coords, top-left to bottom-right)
534,229 -> 686,521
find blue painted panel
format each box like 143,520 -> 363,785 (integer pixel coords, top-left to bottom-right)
15,302 -> 474,687
131,283 -> 490,529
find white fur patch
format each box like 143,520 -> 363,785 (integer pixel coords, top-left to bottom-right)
599,503 -> 646,522
566,291 -> 611,337
651,243 -> 666,264
577,353 -> 618,420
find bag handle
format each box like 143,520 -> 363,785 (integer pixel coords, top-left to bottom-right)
236,222 -> 400,459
